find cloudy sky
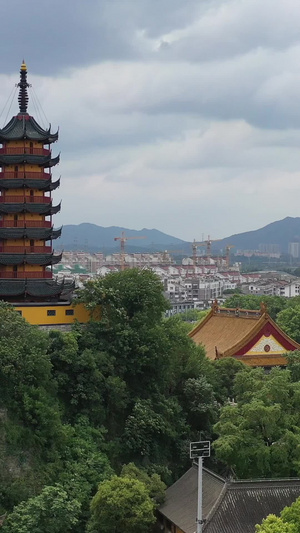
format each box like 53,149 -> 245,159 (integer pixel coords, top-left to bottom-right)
0,0 -> 300,241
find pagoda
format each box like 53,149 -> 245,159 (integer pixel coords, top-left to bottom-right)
0,62 -> 73,301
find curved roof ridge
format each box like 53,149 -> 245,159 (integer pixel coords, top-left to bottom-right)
223,312 -> 300,358
222,313 -> 269,357
0,115 -> 58,143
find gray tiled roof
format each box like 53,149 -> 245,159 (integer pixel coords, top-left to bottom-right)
0,114 -> 58,143
159,466 -> 300,533
0,154 -> 60,167
159,466 -> 224,533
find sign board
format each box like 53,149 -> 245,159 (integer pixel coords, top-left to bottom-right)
190,440 -> 211,459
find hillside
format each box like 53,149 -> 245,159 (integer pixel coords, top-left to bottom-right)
55,217 -> 300,255
56,223 -> 187,252
212,217 -> 300,254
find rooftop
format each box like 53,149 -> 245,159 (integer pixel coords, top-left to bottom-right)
159,465 -> 300,533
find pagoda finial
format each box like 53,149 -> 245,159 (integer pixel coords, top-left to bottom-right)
17,61 -> 29,114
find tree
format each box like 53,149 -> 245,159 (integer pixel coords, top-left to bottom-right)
277,306 -> 300,343
123,397 -> 188,469
256,515 -> 296,532
285,350 -> 300,382
76,270 -> 172,399
87,476 -> 155,533
211,357 -> 247,402
256,497 -> 300,532
57,417 -> 113,532
77,268 -> 169,325
75,270 -> 215,478
0,303 -> 51,410
1,485 -> 80,533
213,368 -> 300,478
281,497 -> 300,532
0,304 -> 66,511
48,330 -> 109,424
182,376 -> 218,431
224,294 -> 287,320
120,463 -> 166,505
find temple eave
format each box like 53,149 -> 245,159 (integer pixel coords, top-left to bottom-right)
0,252 -> 62,266
0,279 -> 75,300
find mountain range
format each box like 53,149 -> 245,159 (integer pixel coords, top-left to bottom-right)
55,217 -> 300,255
55,224 -> 186,253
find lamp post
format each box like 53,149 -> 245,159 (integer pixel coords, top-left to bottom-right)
190,440 -> 211,533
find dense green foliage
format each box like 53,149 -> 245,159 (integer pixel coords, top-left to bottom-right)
4,282 -> 300,530
87,476 -> 155,533
224,293 -> 288,320
0,271 -> 218,531
1,485 -> 80,533
214,366 -> 300,478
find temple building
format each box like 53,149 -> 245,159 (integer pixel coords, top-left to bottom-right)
158,465 -> 300,533
189,301 -> 300,367
0,63 -> 89,325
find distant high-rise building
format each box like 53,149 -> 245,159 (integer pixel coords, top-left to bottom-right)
258,243 -> 280,254
288,242 -> 300,258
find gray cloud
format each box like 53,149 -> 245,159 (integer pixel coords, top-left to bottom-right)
1,0 -> 300,240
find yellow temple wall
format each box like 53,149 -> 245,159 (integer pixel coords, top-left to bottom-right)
14,302 -> 91,326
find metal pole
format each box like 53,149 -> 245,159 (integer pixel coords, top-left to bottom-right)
197,456 -> 203,533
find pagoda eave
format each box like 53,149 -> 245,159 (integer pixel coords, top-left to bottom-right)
0,177 -> 60,191
0,154 -> 60,167
0,227 -> 62,240
0,115 -> 58,144
0,279 -> 75,300
0,252 -> 63,266
0,202 -> 61,215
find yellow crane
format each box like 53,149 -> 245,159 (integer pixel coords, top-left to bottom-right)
225,245 -> 235,268
161,249 -> 184,264
202,235 -> 222,258
192,239 -> 206,266
114,231 -> 146,271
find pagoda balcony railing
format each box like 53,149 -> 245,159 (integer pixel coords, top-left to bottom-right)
0,220 -> 52,228
0,147 -> 50,156
0,271 -> 52,279
0,246 -> 52,253
0,196 -> 51,204
0,171 -> 50,179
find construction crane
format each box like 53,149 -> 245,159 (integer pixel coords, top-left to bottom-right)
114,231 -> 146,270
225,245 -> 235,268
161,249 -> 184,264
201,235 -> 222,258
192,239 -> 206,266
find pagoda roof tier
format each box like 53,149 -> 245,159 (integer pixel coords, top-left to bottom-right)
0,177 -> 60,191
0,114 -> 58,143
0,227 -> 62,240
0,153 -> 60,167
0,279 -> 74,299
0,252 -> 62,266
0,202 -> 61,215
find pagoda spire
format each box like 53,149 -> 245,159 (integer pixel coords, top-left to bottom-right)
17,60 -> 29,114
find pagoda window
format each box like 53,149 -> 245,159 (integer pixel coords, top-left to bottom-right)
47,309 -> 56,316
30,142 -> 33,154
14,166 -> 18,178
30,190 -> 34,201
30,239 -> 34,250
14,214 -> 18,227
